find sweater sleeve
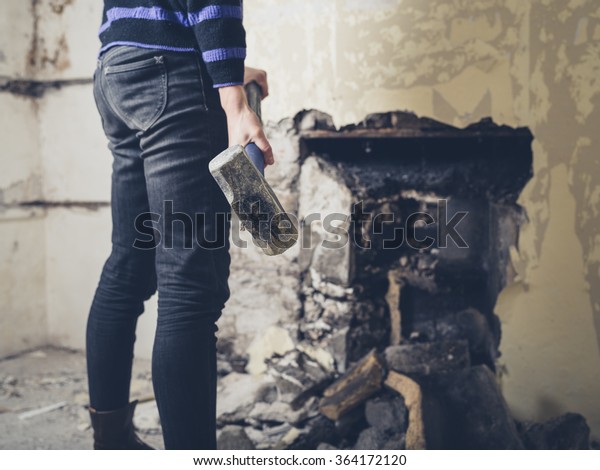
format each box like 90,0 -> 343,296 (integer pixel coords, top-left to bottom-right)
186,0 -> 246,88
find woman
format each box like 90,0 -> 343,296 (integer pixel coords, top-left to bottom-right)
86,0 -> 271,450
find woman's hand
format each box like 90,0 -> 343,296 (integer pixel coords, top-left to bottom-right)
218,85 -> 274,165
243,66 -> 269,99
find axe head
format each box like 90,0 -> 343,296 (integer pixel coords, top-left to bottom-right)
208,144 -> 298,256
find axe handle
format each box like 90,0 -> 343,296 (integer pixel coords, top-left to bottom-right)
245,81 -> 263,124
243,81 -> 265,174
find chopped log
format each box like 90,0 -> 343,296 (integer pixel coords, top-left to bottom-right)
319,349 -> 384,420
384,371 -> 426,450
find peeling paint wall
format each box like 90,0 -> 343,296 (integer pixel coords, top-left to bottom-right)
1,0 -> 599,440
244,0 -> 600,439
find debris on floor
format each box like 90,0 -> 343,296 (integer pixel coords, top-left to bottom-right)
0,347 -> 162,450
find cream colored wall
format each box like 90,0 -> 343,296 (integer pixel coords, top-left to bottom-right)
0,1 -> 47,356
0,0 -> 159,359
244,0 -> 600,438
1,0 -> 598,440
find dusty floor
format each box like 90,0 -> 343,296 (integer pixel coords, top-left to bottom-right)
0,347 -> 164,450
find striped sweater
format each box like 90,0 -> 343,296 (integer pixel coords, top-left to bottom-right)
99,0 -> 246,88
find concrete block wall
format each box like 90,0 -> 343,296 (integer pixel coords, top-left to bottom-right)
1,0 -> 44,356
0,1 -> 160,357
0,207 -> 46,355
33,0 -> 100,81
0,1 -> 36,80
29,1 -> 113,354
38,85 -> 110,202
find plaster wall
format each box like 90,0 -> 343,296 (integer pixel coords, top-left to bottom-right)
243,0 -> 600,438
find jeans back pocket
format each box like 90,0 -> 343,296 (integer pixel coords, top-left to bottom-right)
103,54 -> 167,132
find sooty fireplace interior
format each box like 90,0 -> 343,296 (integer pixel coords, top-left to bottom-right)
214,111 -> 591,450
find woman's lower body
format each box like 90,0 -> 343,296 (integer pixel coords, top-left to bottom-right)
86,45 -> 231,450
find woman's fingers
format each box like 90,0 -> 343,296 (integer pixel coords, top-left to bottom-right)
243,66 -> 269,99
253,130 -> 274,165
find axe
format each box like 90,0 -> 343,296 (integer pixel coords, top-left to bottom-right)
208,82 -> 298,256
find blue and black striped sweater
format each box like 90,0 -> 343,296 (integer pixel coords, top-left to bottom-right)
99,0 -> 246,88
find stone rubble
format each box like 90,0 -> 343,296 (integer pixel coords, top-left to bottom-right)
216,372 -> 277,425
217,425 -> 255,450
516,413 -> 591,450
266,350 -> 331,408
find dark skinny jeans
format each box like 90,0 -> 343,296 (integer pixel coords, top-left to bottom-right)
86,45 -> 231,450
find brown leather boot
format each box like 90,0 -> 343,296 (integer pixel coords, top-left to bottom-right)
88,400 -> 154,450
